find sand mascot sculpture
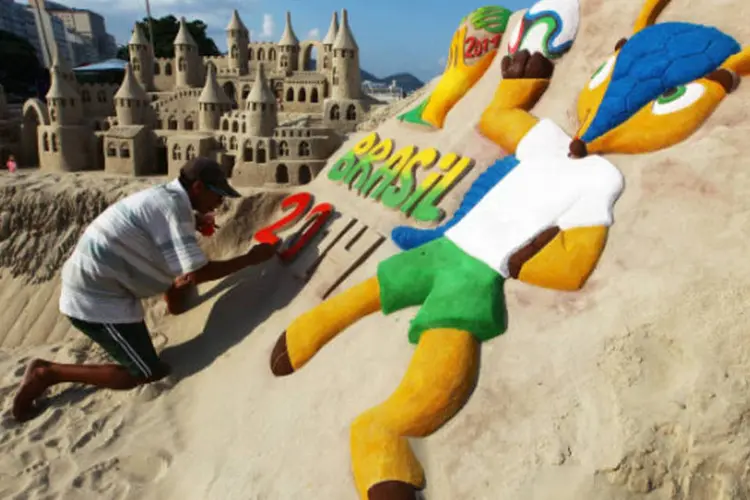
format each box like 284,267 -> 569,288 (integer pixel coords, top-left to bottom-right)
270,0 -> 750,498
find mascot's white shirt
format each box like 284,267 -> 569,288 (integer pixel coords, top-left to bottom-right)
444,118 -> 625,278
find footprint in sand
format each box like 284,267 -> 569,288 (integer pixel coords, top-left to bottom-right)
71,458 -> 128,498
70,412 -> 124,453
27,408 -> 64,442
117,449 -> 173,484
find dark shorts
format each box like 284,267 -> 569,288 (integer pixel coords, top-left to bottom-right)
377,237 -> 507,344
67,317 -> 163,378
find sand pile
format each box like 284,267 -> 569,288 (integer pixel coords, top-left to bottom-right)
3,0 -> 750,498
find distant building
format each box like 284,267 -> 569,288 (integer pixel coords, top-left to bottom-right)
362,79 -> 405,104
0,0 -> 114,68
45,1 -> 116,60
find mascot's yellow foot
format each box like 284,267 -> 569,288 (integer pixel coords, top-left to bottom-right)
367,480 -> 419,500
270,332 -> 294,376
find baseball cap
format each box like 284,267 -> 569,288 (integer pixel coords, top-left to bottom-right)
180,157 -> 241,198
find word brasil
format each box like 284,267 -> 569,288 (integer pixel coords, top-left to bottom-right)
254,192 -> 334,262
327,132 -> 474,223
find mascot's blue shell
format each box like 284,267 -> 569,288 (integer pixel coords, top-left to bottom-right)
582,22 -> 741,143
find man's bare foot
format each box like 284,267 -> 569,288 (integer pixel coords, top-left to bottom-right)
12,359 -> 52,422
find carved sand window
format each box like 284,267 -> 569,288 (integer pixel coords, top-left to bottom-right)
186,144 -> 195,160
278,141 -> 289,156
346,104 -> 357,120
106,141 -> 116,156
298,141 -> 310,156
172,143 -> 181,160
119,142 -> 130,158
256,142 -> 266,163
275,164 -> 288,183
330,104 -> 340,120
299,164 -> 311,184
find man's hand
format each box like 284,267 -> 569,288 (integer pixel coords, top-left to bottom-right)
164,274 -> 196,315
245,242 -> 279,265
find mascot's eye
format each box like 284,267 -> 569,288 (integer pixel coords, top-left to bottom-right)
588,55 -> 616,90
651,83 -> 705,115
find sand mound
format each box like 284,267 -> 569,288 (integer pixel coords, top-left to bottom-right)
3,0 -> 750,498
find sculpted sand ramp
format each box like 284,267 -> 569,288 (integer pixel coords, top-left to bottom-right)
3,0 -> 750,498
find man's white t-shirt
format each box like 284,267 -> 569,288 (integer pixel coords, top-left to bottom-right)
445,118 -> 625,278
59,179 -> 208,324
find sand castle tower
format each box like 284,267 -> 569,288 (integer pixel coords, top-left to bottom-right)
331,9 -> 360,99
50,46 -> 78,92
42,65 -> 89,171
128,24 -> 154,91
174,17 -> 201,88
114,63 -> 150,126
199,62 -> 231,131
226,10 -> 249,75
245,63 -> 277,137
47,66 -> 81,126
321,12 -> 338,73
277,12 -> 300,72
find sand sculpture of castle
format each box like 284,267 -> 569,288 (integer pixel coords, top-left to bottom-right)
18,9 -> 367,186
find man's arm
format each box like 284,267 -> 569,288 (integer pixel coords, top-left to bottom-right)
189,245 -> 274,284
164,243 -> 277,315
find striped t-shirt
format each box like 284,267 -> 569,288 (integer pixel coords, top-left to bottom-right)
59,179 -> 208,324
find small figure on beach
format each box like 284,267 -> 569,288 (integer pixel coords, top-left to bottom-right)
12,157 -> 278,422
5,154 -> 16,173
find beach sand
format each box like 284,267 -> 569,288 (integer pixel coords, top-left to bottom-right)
2,0 -> 750,498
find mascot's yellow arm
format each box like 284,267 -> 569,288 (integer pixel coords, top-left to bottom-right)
518,226 -> 608,291
478,78 -> 549,153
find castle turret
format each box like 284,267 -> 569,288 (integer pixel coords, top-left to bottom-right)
331,9 -> 360,99
128,24 -> 154,91
46,65 -> 81,125
114,63 -> 150,126
321,12 -> 338,72
174,17 -> 200,88
245,63 -> 277,136
51,45 -> 78,91
226,10 -> 249,75
277,11 -> 299,72
199,62 -> 231,131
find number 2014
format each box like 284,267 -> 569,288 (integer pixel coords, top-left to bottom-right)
464,34 -> 502,59
253,192 -> 334,262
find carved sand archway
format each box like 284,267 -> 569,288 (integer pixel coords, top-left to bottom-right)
21,99 -> 49,166
299,41 -> 324,71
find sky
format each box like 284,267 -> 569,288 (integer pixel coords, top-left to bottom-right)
62,0 -> 536,82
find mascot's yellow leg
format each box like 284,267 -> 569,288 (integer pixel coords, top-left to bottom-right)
285,276 -> 382,371
350,328 -> 479,498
